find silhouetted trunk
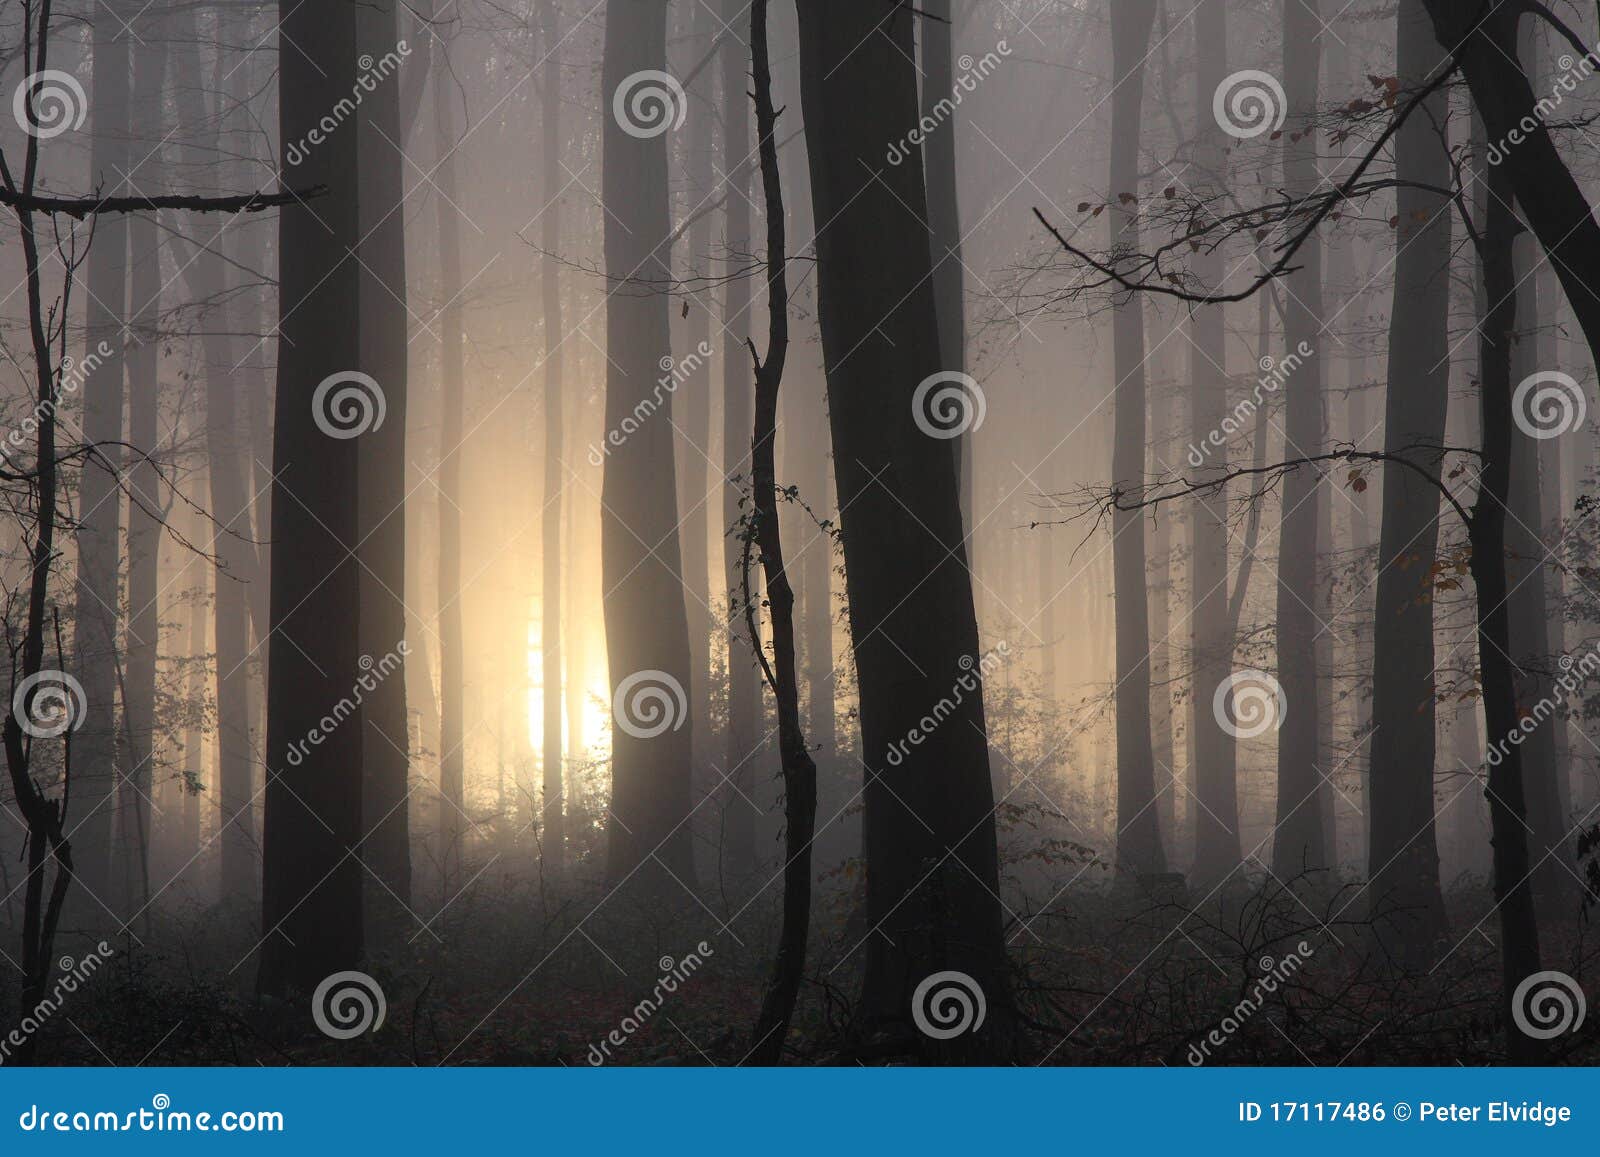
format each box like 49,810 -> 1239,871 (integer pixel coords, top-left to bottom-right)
1366,0 -> 1450,945
922,0 -> 973,539
1422,1 -> 1600,369
1187,0 -> 1240,885
171,6 -> 258,906
679,0 -> 716,811
434,47 -> 468,891
539,0 -> 566,874
117,29 -> 167,922
796,0 -> 1010,1060
1271,0 -> 1328,876
71,3 -> 130,907
744,0 -> 812,1062
720,0 -> 760,880
600,0 -> 698,888
258,0 -> 366,997
1471,144 -> 1545,1065
1108,0 -> 1166,875
357,0 -> 413,924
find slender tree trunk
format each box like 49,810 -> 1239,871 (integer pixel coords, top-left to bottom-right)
117,28 -> 167,923
744,0 -> 813,1062
1108,0 -> 1166,875
1366,0 -> 1451,943
72,2 -> 131,908
1271,0 -> 1329,876
355,0 -> 414,925
258,0 -> 366,997
796,0 -> 1010,1060
539,0 -> 566,874
171,5 -> 258,906
922,0 -> 973,540
1187,0 -> 1241,885
720,0 -> 760,880
600,0 -> 698,889
1471,143 -> 1546,1064
433,48 -> 468,892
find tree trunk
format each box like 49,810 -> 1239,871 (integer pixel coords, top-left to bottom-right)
117,28 -> 168,923
433,46 -> 468,893
795,0 -> 1010,1060
1271,0 -> 1329,876
1108,0 -> 1166,875
720,0 -> 760,881
258,0 -> 366,997
1187,0 -> 1241,885
71,2 -> 131,908
356,0 -> 414,925
1366,0 -> 1451,944
539,0 -> 566,875
600,0 -> 698,889
1471,140 -> 1546,1065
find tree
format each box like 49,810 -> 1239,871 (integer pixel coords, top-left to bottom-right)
795,0 -> 1010,1059
539,0 -> 566,873
1107,0 -> 1167,875
1186,0 -> 1242,886
1366,0 -> 1452,945
720,0 -> 760,880
71,0 -> 132,909
258,0 -> 367,996
1271,0 -> 1329,877
600,0 -> 698,889
356,0 -> 414,923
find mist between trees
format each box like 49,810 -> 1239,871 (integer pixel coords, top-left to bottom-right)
0,0 -> 1596,1069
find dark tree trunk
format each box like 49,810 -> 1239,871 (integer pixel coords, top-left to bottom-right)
1187,0 -> 1241,886
539,0 -> 566,874
796,0 -> 1010,1060
433,46 -> 468,892
1108,0 -> 1166,875
117,28 -> 168,923
720,0 -> 760,881
1271,0 -> 1329,876
1366,0 -> 1451,945
600,0 -> 698,889
744,0 -> 813,1064
1471,142 -> 1546,1065
71,2 -> 131,907
258,0 -> 366,997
